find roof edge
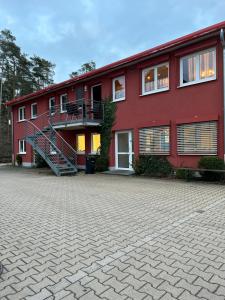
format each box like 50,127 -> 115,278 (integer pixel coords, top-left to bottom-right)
6,20 -> 225,107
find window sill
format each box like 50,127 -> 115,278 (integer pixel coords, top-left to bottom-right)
178,77 -> 216,88
19,152 -> 26,155
18,120 -> 26,123
31,117 -> 37,120
178,153 -> 217,156
113,98 -> 125,103
77,152 -> 85,155
60,111 -> 66,114
140,88 -> 169,97
140,153 -> 170,156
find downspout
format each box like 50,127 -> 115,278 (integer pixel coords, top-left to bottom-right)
11,108 -> 14,165
220,28 -> 225,160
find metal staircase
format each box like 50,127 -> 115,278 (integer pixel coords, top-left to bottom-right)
24,119 -> 77,176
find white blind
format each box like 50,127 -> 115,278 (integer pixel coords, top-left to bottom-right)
139,126 -> 170,155
177,121 -> 217,155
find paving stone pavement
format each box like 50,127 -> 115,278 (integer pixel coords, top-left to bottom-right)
1,166 -> 225,300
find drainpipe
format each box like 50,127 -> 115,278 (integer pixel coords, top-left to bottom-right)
220,28 -> 225,161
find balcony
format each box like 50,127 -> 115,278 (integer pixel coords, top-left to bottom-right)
49,99 -> 103,130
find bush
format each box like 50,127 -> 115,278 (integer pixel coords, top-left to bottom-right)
176,169 -> 194,180
16,154 -> 22,166
133,155 -> 173,177
95,156 -> 109,172
35,152 -> 49,168
198,156 -> 225,181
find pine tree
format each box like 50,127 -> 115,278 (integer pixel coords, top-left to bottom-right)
0,29 -> 55,103
69,61 -> 96,78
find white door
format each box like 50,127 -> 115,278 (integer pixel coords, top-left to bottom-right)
115,131 -> 133,170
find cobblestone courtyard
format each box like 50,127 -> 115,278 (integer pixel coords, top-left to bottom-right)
1,166 -> 225,300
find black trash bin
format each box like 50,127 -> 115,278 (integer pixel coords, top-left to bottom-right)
85,155 -> 96,174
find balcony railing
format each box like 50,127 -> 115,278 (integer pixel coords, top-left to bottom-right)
49,99 -> 103,128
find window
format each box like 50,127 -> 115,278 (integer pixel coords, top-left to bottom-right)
113,75 -> 125,101
142,63 -> 169,95
76,134 -> 85,153
49,97 -> 55,114
18,106 -> 25,121
31,103 -> 37,119
180,48 -> 216,86
91,133 -> 101,154
50,134 -> 57,155
60,94 -> 68,113
177,121 -> 217,155
139,126 -> 170,154
19,140 -> 26,154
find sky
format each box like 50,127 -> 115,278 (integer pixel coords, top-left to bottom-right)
0,0 -> 225,83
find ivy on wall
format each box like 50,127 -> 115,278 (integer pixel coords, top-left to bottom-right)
95,97 -> 116,171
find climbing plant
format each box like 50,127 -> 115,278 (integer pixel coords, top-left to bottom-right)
95,97 -> 116,171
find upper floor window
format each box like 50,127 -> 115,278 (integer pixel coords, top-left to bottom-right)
142,63 -> 169,95
60,94 -> 68,113
19,139 -> 26,154
31,103 -> 37,119
49,97 -> 55,115
18,106 -> 25,122
180,48 -> 216,86
113,75 -> 125,102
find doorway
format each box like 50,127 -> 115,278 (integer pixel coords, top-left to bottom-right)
115,131 -> 133,170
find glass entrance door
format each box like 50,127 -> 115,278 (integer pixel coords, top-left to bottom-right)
115,131 -> 133,170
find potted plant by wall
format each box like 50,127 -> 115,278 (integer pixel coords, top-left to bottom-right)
16,154 -> 22,166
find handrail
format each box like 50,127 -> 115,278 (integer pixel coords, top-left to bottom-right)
24,119 -> 63,153
23,98 -> 103,169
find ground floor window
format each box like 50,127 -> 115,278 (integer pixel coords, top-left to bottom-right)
19,140 -> 26,154
76,134 -> 85,153
139,126 -> 170,155
50,134 -> 57,155
177,121 -> 217,155
91,133 -> 101,154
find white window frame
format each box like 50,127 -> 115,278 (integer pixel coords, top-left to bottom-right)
49,97 -> 55,115
177,121 -> 217,155
19,140 -> 26,154
91,133 -> 101,154
18,106 -> 25,122
76,134 -> 85,154
112,75 -> 126,102
31,103 -> 37,119
180,47 -> 216,87
141,62 -> 169,96
139,126 -> 170,155
60,94 -> 68,113
50,144 -> 57,155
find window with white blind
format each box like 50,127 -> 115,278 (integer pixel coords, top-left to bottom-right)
139,126 -> 170,155
177,121 -> 217,155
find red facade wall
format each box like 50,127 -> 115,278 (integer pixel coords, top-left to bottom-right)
12,36 -> 224,168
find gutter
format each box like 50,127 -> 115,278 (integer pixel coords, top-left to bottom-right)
220,29 -> 225,160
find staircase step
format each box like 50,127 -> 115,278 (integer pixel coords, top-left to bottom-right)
59,170 -> 77,176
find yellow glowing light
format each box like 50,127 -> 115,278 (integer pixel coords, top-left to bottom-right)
201,69 -> 215,78
92,134 -> 101,153
77,134 -> 85,152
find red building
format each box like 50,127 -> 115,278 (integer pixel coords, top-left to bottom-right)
6,21 -> 225,175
